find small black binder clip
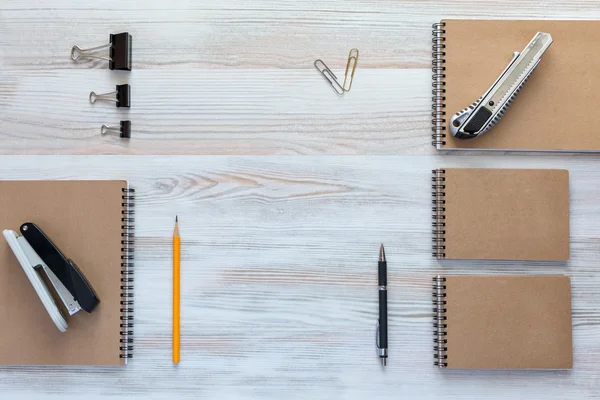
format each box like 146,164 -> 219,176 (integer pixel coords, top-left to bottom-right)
90,84 -> 131,108
71,32 -> 132,71
102,120 -> 131,139
3,223 -> 100,332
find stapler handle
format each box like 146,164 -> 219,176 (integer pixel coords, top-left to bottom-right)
20,222 -> 100,313
67,259 -> 100,312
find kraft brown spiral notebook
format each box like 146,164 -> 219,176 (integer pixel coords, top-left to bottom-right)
432,20 -> 600,151
432,168 -> 570,260
0,181 -> 134,366
433,275 -> 573,369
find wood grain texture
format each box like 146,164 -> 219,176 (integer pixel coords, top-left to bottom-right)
3,0 -> 600,154
0,69 -> 429,155
0,156 -> 599,399
2,0 -> 600,398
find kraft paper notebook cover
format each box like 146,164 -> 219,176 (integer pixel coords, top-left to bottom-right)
0,181 -> 134,366
432,168 -> 569,260
433,275 -> 573,369
431,20 -> 600,151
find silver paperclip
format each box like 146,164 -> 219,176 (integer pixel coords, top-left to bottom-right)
314,59 -> 345,96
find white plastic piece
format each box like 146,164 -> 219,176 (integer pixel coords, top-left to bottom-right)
3,230 -> 68,332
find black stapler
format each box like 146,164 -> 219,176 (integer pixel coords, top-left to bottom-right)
3,222 -> 99,332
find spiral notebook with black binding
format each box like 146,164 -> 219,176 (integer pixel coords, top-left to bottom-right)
433,275 -> 573,369
432,168 -> 569,260
0,181 -> 134,366
432,20 -> 600,151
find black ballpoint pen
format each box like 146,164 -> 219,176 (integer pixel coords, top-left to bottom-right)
377,244 -> 388,366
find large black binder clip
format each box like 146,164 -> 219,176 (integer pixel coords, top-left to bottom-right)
3,223 -> 100,332
90,84 -> 131,108
71,32 -> 132,71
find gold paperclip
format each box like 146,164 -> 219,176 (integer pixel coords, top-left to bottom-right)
314,48 -> 359,96
343,48 -> 359,91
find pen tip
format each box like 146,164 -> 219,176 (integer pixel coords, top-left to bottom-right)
383,358 -> 387,367
379,244 -> 386,262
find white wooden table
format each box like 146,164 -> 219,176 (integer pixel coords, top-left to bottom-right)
2,1 -> 600,399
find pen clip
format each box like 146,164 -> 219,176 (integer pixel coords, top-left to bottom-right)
376,319 -> 381,351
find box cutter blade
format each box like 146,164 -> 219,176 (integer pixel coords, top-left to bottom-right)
449,32 -> 553,139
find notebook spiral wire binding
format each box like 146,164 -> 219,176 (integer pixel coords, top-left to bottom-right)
431,22 -> 447,147
120,187 -> 135,360
433,276 -> 448,367
431,169 -> 446,258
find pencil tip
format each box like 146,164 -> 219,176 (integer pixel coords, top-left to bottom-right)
176,215 -> 178,223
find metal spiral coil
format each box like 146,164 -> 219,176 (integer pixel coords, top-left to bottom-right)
433,276 -> 448,367
120,187 -> 135,359
431,169 -> 446,258
431,22 -> 447,147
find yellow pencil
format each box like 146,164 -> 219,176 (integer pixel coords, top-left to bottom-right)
173,216 -> 180,364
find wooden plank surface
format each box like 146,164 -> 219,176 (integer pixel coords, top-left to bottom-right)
0,69 -> 429,155
0,155 -> 599,399
2,0 -> 600,154
2,0 -> 600,398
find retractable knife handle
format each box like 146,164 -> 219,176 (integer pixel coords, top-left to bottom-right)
449,32 -> 553,139
20,222 -> 100,313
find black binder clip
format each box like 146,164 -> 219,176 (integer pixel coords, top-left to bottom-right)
71,32 -> 132,71
102,120 -> 131,139
90,84 -> 131,108
3,223 -> 100,332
